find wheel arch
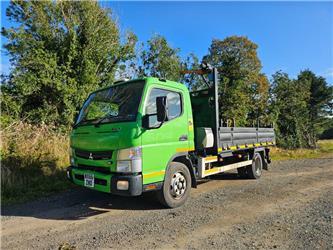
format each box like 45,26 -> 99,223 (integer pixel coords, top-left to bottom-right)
167,153 -> 197,188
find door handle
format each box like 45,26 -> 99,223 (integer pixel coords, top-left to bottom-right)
179,135 -> 188,141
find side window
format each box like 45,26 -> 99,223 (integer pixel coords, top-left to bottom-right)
166,91 -> 181,119
145,88 -> 182,125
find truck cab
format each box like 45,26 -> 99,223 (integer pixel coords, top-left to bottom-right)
68,77 -> 195,202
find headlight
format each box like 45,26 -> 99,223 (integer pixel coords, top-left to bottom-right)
117,160 -> 132,172
117,147 -> 142,173
117,147 -> 142,160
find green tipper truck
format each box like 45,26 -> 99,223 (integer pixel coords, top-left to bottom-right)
67,64 -> 275,208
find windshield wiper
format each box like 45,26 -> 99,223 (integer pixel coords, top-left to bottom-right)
94,114 -> 116,127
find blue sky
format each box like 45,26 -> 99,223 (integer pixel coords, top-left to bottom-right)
1,1 -> 333,84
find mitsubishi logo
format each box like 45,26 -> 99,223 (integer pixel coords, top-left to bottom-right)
89,153 -> 93,160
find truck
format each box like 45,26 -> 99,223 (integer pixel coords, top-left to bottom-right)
67,63 -> 275,208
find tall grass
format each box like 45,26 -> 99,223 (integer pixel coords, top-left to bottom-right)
270,140 -> 333,161
1,122 -> 72,205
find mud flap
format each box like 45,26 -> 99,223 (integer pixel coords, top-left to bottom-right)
263,148 -> 271,170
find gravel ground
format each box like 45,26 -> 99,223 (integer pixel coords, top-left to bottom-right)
1,158 -> 333,250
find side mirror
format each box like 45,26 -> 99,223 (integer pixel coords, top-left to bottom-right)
142,96 -> 167,130
142,114 -> 161,130
156,96 -> 167,122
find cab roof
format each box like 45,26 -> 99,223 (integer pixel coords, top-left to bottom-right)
91,77 -> 188,94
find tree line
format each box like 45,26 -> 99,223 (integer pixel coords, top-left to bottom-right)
1,1 -> 332,148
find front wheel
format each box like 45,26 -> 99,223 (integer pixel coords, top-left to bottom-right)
157,162 -> 191,208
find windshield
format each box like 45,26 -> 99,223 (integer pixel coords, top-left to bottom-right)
75,81 -> 145,126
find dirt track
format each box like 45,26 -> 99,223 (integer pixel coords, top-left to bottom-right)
1,158 -> 333,249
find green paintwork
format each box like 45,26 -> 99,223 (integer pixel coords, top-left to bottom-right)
70,77 -> 194,193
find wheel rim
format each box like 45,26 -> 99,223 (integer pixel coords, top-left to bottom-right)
170,171 -> 187,199
254,156 -> 262,176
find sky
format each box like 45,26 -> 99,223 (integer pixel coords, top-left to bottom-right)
1,1 -> 333,84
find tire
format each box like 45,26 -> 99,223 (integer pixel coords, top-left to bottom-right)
157,162 -> 191,208
246,152 -> 263,179
237,167 -> 248,178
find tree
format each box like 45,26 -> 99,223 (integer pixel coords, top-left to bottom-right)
180,52 -> 206,91
320,118 -> 333,139
270,72 -> 308,148
203,36 -> 269,126
296,70 -> 333,147
139,34 -> 181,81
248,73 -> 270,126
270,70 -> 332,149
1,0 -> 136,127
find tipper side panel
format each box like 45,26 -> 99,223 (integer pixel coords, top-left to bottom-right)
219,127 -> 275,150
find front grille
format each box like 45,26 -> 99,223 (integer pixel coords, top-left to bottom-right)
95,178 -> 107,186
74,174 -> 84,180
75,164 -> 111,174
75,149 -> 113,160
74,174 -> 107,186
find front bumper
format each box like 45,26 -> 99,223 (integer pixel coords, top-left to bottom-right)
66,166 -> 142,196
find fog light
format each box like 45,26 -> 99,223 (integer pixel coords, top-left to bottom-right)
66,170 -> 71,179
117,180 -> 129,190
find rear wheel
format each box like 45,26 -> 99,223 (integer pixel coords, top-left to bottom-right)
157,162 -> 191,208
246,152 -> 263,179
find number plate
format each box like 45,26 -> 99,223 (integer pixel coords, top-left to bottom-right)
84,173 -> 94,188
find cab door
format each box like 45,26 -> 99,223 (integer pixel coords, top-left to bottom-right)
141,86 -> 189,185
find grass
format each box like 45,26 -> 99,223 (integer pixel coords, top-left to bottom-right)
1,122 -> 74,206
270,140 -> 333,161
